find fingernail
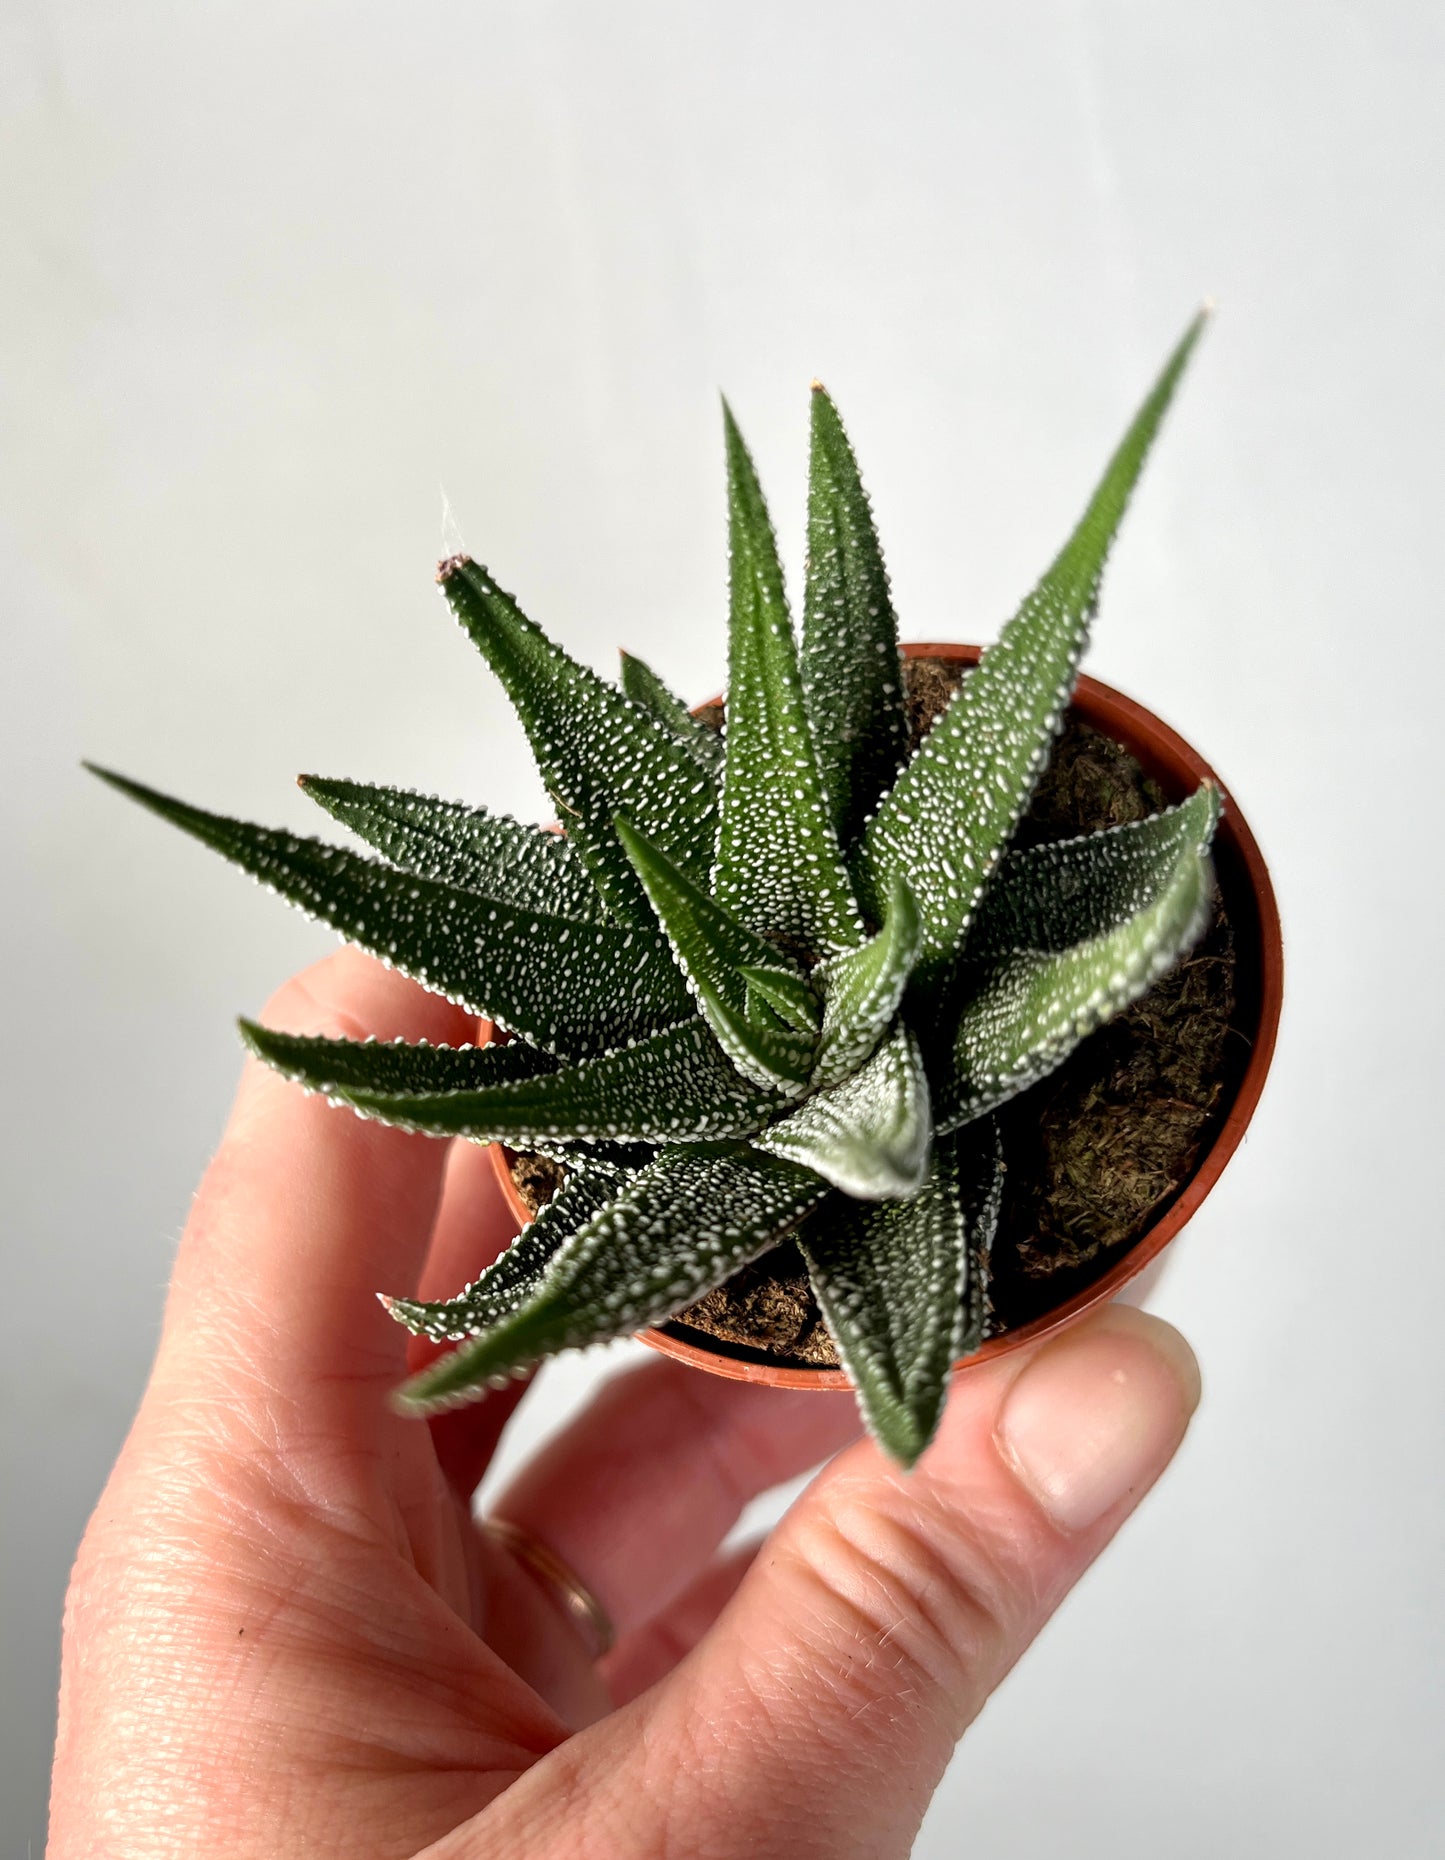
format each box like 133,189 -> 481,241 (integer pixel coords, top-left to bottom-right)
995,1308 -> 1201,1532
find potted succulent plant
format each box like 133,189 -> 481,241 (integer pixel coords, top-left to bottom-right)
91,309 -> 1280,1467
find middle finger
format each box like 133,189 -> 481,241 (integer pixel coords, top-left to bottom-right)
488,1356 -> 860,1640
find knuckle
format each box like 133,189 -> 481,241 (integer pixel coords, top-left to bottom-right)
784,1484 -> 1031,1733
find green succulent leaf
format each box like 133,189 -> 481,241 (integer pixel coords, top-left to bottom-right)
619,651 -> 724,776
254,1016 -> 791,1144
299,777 -> 610,924
615,814 -> 817,1094
711,406 -> 864,959
799,1122 -> 1003,1467
237,1020 -> 559,1097
87,766 -> 691,1059
394,1143 -> 829,1410
801,384 -> 909,846
387,1168 -> 626,1345
969,788 -> 1223,957
537,1139 -> 657,1173
756,1023 -> 932,1200
738,964 -> 822,1034
854,311 -> 1209,996
811,875 -> 922,1090
441,556 -> 717,928
936,784 -> 1221,1130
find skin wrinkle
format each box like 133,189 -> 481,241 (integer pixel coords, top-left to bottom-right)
418,1737 -> 597,1860
630,1638 -> 938,1860
59,1548 -> 293,1838
626,1633 -> 844,1854
67,1494 -> 565,1859
171,1153 -> 437,1391
495,1361 -> 858,1641
600,1691 -> 749,1860
640,1659 -> 888,1860
52,949 -> 1201,1860
79,1439 -> 529,1754
555,1428 -> 1066,1858
777,1495 -> 1014,1736
101,1391 -> 989,1852
392,1451 -> 475,1609
156,1238 -> 466,1584
609,1606 -> 701,1695
138,1388 -> 403,1568
452,1638 -> 784,1860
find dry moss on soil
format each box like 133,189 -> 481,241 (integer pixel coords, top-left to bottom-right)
509,654 -> 1237,1367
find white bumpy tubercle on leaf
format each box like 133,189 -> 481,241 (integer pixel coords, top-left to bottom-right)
738,963 -> 822,1033
619,651 -> 724,775
936,783 -> 1222,1130
615,812 -> 818,1093
809,874 -> 922,1089
756,1022 -> 933,1200
440,556 -> 718,931
250,1015 -> 792,1145
798,1122 -> 1003,1467
93,314 -> 1217,1471
800,382 -> 910,848
85,764 -> 692,1060
853,310 -> 1209,1000
393,1144 -> 831,1412
299,776 -> 613,924
711,405 -> 867,959
385,1169 -> 626,1345
966,788 -> 1224,956
237,1020 -> 561,1096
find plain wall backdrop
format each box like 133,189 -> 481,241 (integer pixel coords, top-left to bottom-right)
3,1 -> 1442,1852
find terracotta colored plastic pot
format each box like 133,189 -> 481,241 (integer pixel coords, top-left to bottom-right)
489,640 -> 1283,1389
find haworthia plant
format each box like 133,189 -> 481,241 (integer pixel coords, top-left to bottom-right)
94,312 -> 1217,1467
619,650 -> 725,774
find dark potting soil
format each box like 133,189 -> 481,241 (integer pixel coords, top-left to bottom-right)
508,1148 -> 568,1216
509,654 -> 1238,1367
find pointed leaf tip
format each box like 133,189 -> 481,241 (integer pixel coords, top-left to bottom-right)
801,386 -> 908,847
395,1145 -> 828,1408
236,1015 -> 562,1110
618,651 -> 723,776
811,873 -> 921,1089
92,766 -> 688,1058
441,555 -> 718,927
800,1125 -> 1002,1466
263,1015 -> 788,1145
714,406 -> 864,955
298,773 -> 611,923
856,312 -> 1208,995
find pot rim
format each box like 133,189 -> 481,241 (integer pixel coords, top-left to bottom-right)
489,640 -> 1283,1390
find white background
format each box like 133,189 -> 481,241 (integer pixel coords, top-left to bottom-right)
3,2 -> 1442,1853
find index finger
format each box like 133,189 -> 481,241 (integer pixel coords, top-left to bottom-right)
154,946 -> 475,1411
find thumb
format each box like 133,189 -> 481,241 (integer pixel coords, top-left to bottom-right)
458,1304 -> 1199,1860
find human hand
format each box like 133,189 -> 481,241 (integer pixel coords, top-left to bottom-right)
49,948 -> 1200,1859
